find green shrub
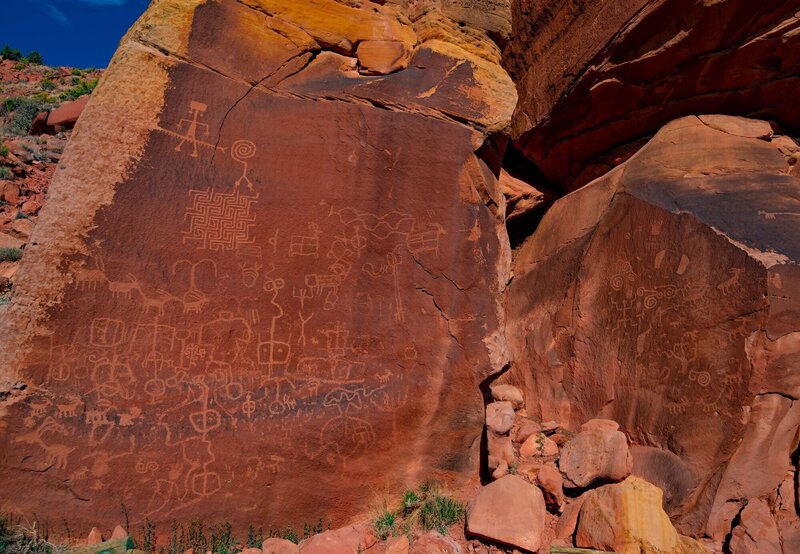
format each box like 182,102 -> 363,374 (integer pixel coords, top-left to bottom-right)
1,97 -> 50,135
402,489 -> 419,511
245,525 -> 263,548
0,167 -> 12,180
25,51 -> 44,65
59,78 -> 98,101
373,511 -> 396,540
208,522 -> 236,554
1,45 -> 23,61
40,79 -> 56,91
418,494 -> 464,534
0,144 -> 8,157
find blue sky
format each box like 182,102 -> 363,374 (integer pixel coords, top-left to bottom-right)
1,0 -> 150,68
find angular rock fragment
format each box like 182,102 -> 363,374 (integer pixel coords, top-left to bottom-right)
466,475 -> 546,552
576,477 -> 706,554
559,420 -> 632,488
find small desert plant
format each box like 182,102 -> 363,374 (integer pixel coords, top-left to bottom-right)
0,516 -> 58,554
302,519 -> 324,540
140,518 -> 157,554
374,481 -> 465,539
0,144 -> 9,157
0,167 -> 12,179
40,79 -> 56,91
245,525 -> 263,548
536,433 -> 546,456
373,511 -> 397,540
1,97 -> 50,135
418,493 -> 464,534
402,489 -> 419,511
59,78 -> 98,101
0,248 -> 22,263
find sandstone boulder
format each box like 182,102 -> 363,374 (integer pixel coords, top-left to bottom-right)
46,96 -> 89,131
485,401 -> 515,435
261,539 -> 299,554
0,0 -> 515,531
466,474 -> 545,552
298,525 -> 373,553
384,535 -> 409,554
559,421 -> 631,488
576,476 -> 706,554
505,0 -> 800,188
536,464 -> 564,511
408,531 -> 462,554
489,383 -> 524,409
506,115 -> 800,534
519,432 -> 558,459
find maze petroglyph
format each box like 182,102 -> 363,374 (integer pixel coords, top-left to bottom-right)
182,188 -> 259,252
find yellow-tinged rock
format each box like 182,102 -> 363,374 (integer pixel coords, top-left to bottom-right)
356,40 -> 412,75
240,0 -> 416,54
576,476 -> 708,554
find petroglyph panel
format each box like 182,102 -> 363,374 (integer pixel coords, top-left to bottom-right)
0,58 -> 503,531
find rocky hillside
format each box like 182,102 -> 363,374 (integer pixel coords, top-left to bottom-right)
0,2 -> 798,554
0,57 -> 100,299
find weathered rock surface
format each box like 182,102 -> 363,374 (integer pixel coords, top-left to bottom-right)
576,476 -> 706,554
505,0 -> 800,188
506,115 -> 800,535
262,538 -> 299,554
728,499 -> 781,554
466,474 -> 545,552
559,419 -> 632,488
297,524 -> 374,553
535,464 -> 564,511
0,0 -> 515,532
485,401 -> 515,434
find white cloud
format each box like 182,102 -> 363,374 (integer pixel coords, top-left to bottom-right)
33,1 -> 70,26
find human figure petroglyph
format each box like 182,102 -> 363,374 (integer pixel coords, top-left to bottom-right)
297,310 -> 314,347
258,266 -> 292,375
231,140 -> 256,191
170,100 -> 219,158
